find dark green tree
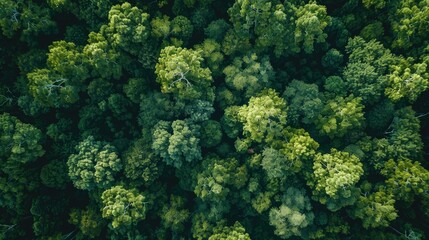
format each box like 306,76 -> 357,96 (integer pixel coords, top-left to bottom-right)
223,53 -> 274,98
152,120 -> 202,168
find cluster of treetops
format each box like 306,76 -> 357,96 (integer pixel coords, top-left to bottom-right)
1,0 -> 429,239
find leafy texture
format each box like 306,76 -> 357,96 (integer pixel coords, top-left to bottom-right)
101,186 -> 147,229
67,136 -> 122,191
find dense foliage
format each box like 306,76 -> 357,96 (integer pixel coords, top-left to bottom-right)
0,0 -> 428,239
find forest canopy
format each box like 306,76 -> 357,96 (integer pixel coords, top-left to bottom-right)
0,0 -> 429,239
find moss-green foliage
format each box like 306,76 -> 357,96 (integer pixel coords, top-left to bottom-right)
69,206 -> 105,239
209,221 -> 251,240
391,0 -> 429,50
315,95 -> 365,138
283,80 -> 323,126
1,0 -> 429,239
237,89 -> 287,146
385,57 -> 429,103
101,185 -> 147,229
67,136 -> 122,191
194,155 -> 247,202
269,187 -> 314,239
223,53 -> 274,98
381,159 -> 429,202
262,128 -> 319,179
152,119 -> 202,168
294,2 -> 331,54
156,46 -> 213,100
310,148 -> 363,211
352,188 -> 398,229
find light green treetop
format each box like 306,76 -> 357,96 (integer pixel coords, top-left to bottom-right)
0,113 -> 44,164
385,57 -> 429,103
155,46 -> 213,100
316,95 -> 365,138
309,148 -> 363,211
208,221 -> 251,240
269,187 -> 314,239
352,187 -> 398,229
237,89 -> 287,145
101,185 -> 147,229
294,2 -> 331,54
67,136 -> 122,191
102,2 -> 150,55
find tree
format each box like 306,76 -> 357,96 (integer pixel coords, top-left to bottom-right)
40,160 -> 69,189
283,80 -> 323,126
237,89 -> 287,146
309,210 -> 350,239
191,212 -> 218,240
323,76 -> 347,98
381,159 -> 429,202
102,2 -> 150,56
0,113 -> 44,164
27,41 -> 89,108
269,187 -> 315,239
69,206 -> 105,239
262,128 -> 319,179
322,48 -> 344,73
361,0 -> 386,9
123,138 -> 162,187
101,185 -> 147,229
30,194 -> 69,237
208,222 -> 251,240
194,39 -> 224,77
67,136 -> 122,191
0,113 -> 44,213
221,106 -> 242,139
170,16 -> 194,46
83,32 -> 122,80
385,57 -> 429,103
200,120 -> 222,148
343,37 -> 397,105
223,53 -> 274,98
184,100 -> 215,123
151,15 -> 194,47
383,107 -> 424,161
360,21 -> 384,41
27,69 -> 80,108
152,120 -> 202,168
160,195 -> 190,234
315,95 -> 365,139
366,99 -> 395,134
0,0 -> 57,44
352,188 -> 398,229
391,0 -> 429,50
294,2 -> 331,54
226,0 -> 298,55
227,0 -> 277,41
61,0 -> 112,31
194,155 -> 247,203
155,46 -> 213,100
204,19 -> 230,42
309,148 -> 363,211
221,28 -> 252,56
